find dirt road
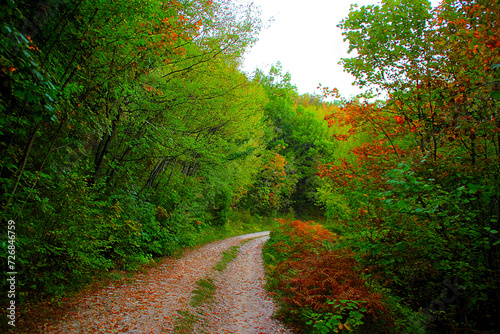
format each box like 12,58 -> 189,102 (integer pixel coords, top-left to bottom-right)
36,231 -> 290,333
193,234 -> 289,334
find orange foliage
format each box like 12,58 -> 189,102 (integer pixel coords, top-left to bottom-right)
394,115 -> 404,125
332,134 -> 350,141
317,140 -> 405,193
269,219 -> 394,329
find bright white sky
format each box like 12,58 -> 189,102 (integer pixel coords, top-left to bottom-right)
241,0 -> 440,99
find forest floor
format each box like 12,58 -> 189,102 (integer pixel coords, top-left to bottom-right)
18,231 -> 291,333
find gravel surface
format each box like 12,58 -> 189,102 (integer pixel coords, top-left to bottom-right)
194,235 -> 290,334
40,231 -> 290,333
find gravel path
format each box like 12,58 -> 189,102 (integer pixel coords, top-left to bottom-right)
38,231 -> 290,333
194,235 -> 290,334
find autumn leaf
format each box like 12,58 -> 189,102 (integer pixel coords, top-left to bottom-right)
394,116 -> 404,125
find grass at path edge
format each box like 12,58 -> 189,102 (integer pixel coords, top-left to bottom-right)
174,238 -> 260,333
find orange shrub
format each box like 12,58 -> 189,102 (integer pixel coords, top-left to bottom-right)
266,219 -> 395,332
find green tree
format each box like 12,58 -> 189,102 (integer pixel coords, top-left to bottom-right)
317,0 -> 500,332
0,0 -> 266,305
241,64 -> 337,217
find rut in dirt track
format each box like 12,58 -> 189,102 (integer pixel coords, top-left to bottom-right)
34,231 -> 290,333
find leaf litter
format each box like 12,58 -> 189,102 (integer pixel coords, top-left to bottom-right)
27,231 -> 289,333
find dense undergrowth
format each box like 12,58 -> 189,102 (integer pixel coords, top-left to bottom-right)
264,217 -> 499,333
264,219 -> 402,334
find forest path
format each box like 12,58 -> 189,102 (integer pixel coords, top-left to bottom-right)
34,231 -> 290,333
191,234 -> 290,334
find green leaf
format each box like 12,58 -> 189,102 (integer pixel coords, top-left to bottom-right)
489,90 -> 500,100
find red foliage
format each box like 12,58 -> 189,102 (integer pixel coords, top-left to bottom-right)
277,250 -> 387,316
394,116 -> 404,125
333,134 -> 350,141
269,219 -> 394,329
